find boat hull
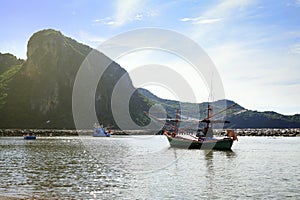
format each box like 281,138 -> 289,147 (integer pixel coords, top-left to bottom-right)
166,135 -> 233,150
93,133 -> 110,137
93,128 -> 110,137
24,136 -> 36,140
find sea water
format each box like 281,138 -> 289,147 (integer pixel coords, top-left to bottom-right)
0,136 -> 299,199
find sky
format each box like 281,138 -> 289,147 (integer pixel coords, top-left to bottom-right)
0,0 -> 300,115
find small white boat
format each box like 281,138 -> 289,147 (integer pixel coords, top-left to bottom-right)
93,123 -> 111,137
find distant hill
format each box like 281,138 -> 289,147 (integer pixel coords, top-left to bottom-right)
138,88 -> 300,128
0,53 -> 25,110
0,29 -> 299,129
0,29 -> 150,129
0,53 -> 24,74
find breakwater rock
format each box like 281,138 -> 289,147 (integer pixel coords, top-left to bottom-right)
214,128 -> 300,137
0,129 -> 88,137
0,129 -> 131,137
1,128 -> 300,137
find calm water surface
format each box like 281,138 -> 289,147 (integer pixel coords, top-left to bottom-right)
0,136 -> 299,199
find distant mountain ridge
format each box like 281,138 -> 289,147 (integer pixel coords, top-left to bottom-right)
138,88 -> 300,128
0,29 -> 299,129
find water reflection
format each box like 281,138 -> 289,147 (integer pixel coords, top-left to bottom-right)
1,138 -> 135,199
1,136 -> 299,199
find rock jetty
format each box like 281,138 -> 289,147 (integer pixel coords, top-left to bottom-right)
214,128 -> 300,137
0,128 -> 300,137
0,129 -> 131,137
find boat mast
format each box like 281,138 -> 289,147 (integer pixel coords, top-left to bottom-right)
174,109 -> 179,134
207,103 -> 212,128
205,73 -> 213,133
203,103 -> 212,135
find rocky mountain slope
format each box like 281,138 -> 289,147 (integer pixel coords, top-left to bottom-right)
0,29 -> 150,129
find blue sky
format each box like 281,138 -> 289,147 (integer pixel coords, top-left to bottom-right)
1,0 -> 300,115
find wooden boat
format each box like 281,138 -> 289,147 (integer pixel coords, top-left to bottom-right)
165,134 -> 234,150
149,103 -> 238,150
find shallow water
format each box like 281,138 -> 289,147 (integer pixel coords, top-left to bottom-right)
0,136 -> 299,199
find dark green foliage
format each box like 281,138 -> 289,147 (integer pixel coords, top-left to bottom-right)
0,53 -> 24,74
0,53 -> 24,111
0,64 -> 23,110
129,91 -> 152,126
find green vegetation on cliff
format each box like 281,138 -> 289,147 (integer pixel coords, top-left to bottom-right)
0,53 -> 24,74
0,53 -> 24,110
0,29 -> 151,129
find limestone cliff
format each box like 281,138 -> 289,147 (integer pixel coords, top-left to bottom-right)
0,29 -> 150,128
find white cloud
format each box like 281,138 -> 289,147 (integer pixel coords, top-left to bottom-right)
289,43 -> 300,54
113,0 -> 144,26
93,0 -> 158,27
287,31 -> 300,38
180,17 -> 223,24
207,0 -> 255,16
181,0 -> 256,25
93,17 -> 116,26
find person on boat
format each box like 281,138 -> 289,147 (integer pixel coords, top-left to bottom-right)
196,129 -> 205,137
203,127 -> 208,135
202,126 -> 213,138
164,130 -> 170,136
227,129 -> 238,141
171,132 -> 176,137
157,129 -> 164,135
